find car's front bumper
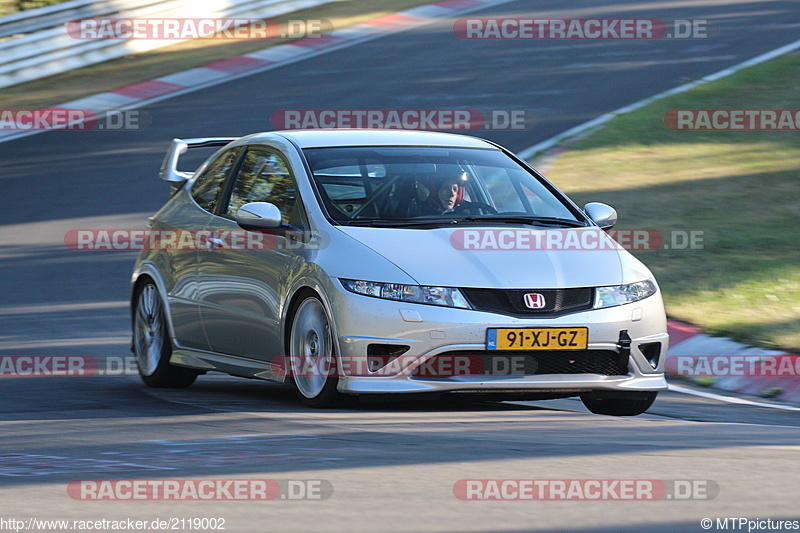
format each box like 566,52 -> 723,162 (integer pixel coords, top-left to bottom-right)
327,281 -> 669,395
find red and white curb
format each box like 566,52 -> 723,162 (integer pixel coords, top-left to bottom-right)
0,0 -> 514,144
666,320 -> 800,405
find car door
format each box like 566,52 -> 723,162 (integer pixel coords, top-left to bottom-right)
161,145 -> 243,351
196,145 -> 307,362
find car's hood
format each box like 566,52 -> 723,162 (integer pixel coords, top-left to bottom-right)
336,226 -> 650,289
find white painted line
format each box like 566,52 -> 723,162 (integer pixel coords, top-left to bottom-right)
147,435 -> 320,445
667,334 -> 786,358
404,5 -> 453,18
158,67 -> 229,86
245,44 -> 309,62
325,26 -> 383,40
669,383 -> 800,411
565,54 -> 737,70
60,92 -> 139,111
518,36 -> 800,160
0,301 -> 127,315
0,336 -> 130,350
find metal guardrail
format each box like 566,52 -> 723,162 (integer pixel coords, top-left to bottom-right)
0,0 -> 333,89
0,0 -> 165,38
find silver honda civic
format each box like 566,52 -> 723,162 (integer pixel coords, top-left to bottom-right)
131,130 -> 668,415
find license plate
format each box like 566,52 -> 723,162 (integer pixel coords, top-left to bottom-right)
487,327 -> 588,350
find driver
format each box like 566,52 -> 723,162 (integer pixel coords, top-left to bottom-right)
432,177 -> 461,211
409,172 -> 466,216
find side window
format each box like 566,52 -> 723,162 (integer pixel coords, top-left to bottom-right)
226,148 -> 299,224
191,148 -> 241,213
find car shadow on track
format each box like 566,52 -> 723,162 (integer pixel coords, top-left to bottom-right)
150,373 -> 574,414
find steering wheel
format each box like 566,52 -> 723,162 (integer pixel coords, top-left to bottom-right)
453,201 -> 498,216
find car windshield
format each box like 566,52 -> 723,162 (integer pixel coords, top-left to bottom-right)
302,146 -> 584,226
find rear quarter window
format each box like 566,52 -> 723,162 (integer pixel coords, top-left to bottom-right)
191,148 -> 242,213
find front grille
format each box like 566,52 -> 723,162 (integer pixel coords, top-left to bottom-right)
410,350 -> 628,378
461,288 -> 594,317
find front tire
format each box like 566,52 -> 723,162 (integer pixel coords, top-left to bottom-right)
580,391 -> 657,416
133,281 -> 198,388
288,292 -> 343,408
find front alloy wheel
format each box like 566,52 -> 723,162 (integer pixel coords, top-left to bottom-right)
133,281 -> 197,388
288,293 -> 343,407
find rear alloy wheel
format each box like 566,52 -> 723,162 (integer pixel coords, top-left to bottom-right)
133,282 -> 198,388
580,391 -> 658,416
288,294 -> 343,408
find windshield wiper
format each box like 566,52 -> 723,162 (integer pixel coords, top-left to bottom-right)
342,219 -> 455,228
462,216 -> 587,227
342,217 -> 586,228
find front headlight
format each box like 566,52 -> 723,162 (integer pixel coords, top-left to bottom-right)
340,279 -> 472,309
594,278 -> 657,309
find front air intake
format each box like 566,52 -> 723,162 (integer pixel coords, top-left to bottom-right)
366,344 -> 410,372
639,342 -> 662,369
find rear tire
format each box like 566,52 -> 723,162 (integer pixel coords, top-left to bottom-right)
580,391 -> 657,416
288,292 -> 344,408
133,281 -> 198,388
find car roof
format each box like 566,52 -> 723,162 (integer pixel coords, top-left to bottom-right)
251,129 -> 499,149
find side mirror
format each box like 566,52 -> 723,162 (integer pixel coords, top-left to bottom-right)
236,202 -> 282,230
584,202 -> 618,230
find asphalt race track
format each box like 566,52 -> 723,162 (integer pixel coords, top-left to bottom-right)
1,0 -> 800,531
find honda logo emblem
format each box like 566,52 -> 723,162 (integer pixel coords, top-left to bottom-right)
523,293 -> 546,309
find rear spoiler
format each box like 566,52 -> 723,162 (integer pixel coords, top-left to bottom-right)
159,137 -> 238,194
